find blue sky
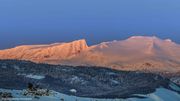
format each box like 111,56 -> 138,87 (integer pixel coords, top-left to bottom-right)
0,0 -> 180,49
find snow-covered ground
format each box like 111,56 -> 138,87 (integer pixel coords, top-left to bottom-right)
17,73 -> 45,80
25,74 -> 45,80
129,88 -> 180,101
0,87 -> 179,101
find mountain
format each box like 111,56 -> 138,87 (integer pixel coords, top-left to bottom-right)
0,39 -> 88,63
67,36 -> 180,72
0,36 -> 180,73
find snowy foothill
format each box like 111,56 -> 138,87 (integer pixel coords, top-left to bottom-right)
0,87 -> 180,101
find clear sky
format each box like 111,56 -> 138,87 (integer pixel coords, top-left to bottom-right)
0,0 -> 180,49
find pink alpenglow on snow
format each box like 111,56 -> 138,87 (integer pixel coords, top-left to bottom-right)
0,36 -> 180,73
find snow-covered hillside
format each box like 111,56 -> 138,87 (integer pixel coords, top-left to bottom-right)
0,60 -> 180,101
0,60 -> 180,99
1,87 -> 180,101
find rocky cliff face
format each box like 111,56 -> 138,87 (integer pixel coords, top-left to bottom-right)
0,36 -> 180,73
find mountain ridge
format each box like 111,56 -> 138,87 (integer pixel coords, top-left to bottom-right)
0,39 -> 88,62
0,36 -> 180,73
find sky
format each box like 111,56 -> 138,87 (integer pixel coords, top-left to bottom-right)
0,0 -> 180,49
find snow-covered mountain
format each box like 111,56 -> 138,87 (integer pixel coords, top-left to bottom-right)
0,39 -> 88,63
0,36 -> 180,72
67,36 -> 180,72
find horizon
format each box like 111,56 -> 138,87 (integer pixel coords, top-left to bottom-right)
0,0 -> 180,49
0,34 -> 180,50
0,35 -> 179,50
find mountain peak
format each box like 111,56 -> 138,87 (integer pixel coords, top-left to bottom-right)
128,36 -> 160,40
69,39 -> 88,50
127,36 -> 176,44
71,39 -> 87,45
